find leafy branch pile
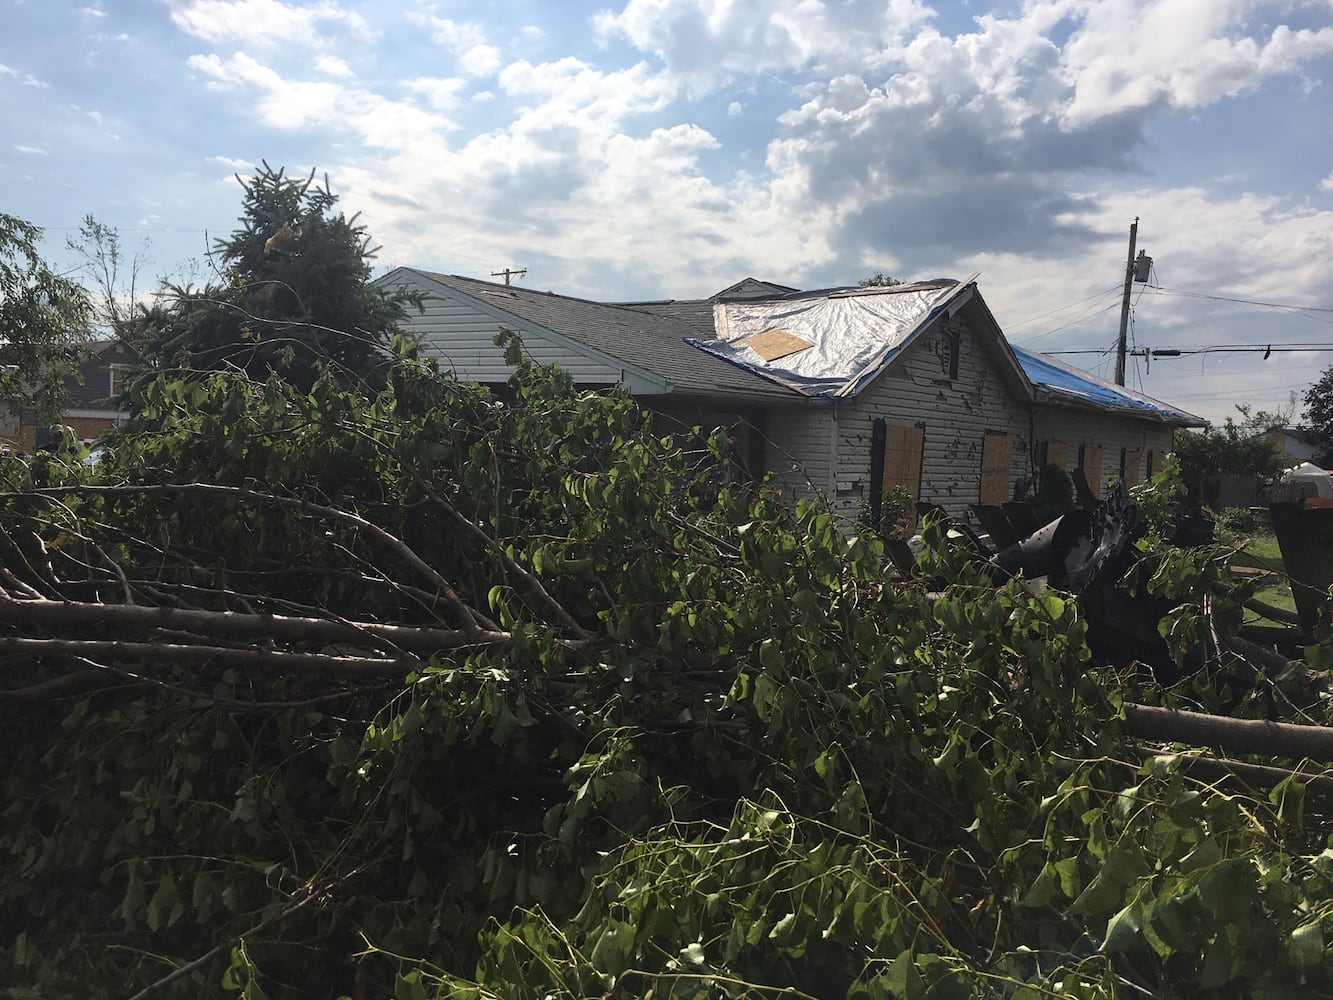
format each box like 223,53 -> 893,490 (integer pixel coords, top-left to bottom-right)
2,341 -> 1333,999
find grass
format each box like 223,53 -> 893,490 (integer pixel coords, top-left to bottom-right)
1227,531 -> 1298,619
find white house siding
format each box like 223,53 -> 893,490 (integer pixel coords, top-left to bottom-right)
395,275 -> 626,386
764,404 -> 836,511
824,315 -> 1032,524
1031,406 -> 1174,491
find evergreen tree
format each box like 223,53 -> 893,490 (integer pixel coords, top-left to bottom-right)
133,162 -> 420,392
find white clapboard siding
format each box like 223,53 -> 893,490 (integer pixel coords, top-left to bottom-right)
764,405 -> 835,510
825,314 -> 1032,523
393,274 -> 627,385
1032,406 -> 1175,492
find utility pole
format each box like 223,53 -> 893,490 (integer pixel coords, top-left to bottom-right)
491,267 -> 526,286
1114,221 -> 1153,386
1115,219 -> 1138,386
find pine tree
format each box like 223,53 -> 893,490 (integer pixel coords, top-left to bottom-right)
134,162 -> 420,392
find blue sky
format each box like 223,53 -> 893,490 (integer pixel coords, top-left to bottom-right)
4,0 -> 1333,427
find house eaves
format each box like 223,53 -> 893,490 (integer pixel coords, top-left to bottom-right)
1014,346 -> 1206,426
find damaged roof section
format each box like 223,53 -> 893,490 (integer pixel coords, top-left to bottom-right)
689,278 -> 973,398
1013,347 -> 1204,425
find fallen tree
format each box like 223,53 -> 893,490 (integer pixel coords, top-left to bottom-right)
3,343 -> 1333,1000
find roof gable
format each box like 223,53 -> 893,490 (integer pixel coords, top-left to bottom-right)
686,276 -> 1001,399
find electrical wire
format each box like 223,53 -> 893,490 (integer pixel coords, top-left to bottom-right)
1152,285 -> 1333,315
1005,283 -> 1122,335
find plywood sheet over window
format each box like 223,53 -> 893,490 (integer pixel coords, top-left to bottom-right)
1122,448 -> 1141,486
980,431 -> 1012,505
739,328 -> 814,363
1044,439 -> 1067,469
1081,445 -> 1105,498
883,424 -> 925,501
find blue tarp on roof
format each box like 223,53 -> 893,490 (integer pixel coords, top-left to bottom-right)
1013,346 -> 1200,424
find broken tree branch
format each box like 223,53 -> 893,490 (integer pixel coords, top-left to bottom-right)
6,483 -> 488,632
0,596 -> 514,659
0,637 -> 422,679
1123,702 -> 1333,762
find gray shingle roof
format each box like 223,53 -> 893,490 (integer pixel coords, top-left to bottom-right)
411,271 -> 797,403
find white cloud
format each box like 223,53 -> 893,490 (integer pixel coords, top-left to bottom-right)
0,63 -> 45,87
521,25 -> 544,42
1320,172 -> 1333,192
188,52 -> 344,127
188,52 -> 456,143
595,0 -> 935,91
314,54 -> 353,78
405,76 -> 467,112
212,154 -> 254,170
416,16 -> 503,78
1058,3 -> 1333,124
14,144 -> 49,155
727,101 -> 742,116
166,0 -> 371,47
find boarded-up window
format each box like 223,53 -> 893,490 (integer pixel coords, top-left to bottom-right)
980,431 -> 1012,505
1122,448 -> 1141,485
1081,445 -> 1105,498
1044,439 -> 1067,469
883,424 -> 925,501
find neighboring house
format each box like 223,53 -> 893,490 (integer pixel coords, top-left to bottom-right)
376,268 -> 1204,526
7,339 -> 141,452
1268,425 -> 1325,466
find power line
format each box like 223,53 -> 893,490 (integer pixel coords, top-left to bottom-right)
1152,285 -> 1333,315
1005,283 -> 1121,334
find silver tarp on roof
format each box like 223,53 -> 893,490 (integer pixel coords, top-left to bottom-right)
691,282 -> 963,397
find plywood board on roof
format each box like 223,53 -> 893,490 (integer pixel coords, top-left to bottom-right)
739,328 -> 814,363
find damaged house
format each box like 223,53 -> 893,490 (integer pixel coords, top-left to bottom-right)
376,268 -> 1204,526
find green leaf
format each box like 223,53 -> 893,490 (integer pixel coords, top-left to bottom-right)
1100,899 -> 1145,953
1020,863 -> 1057,908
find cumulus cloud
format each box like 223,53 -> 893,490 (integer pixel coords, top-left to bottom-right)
595,0 -> 935,91
187,52 -> 453,139
404,76 -> 468,112
166,0 -> 371,48
1321,172 -> 1333,192
1058,2 -> 1333,124
415,16 -> 503,78
314,54 -> 353,77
